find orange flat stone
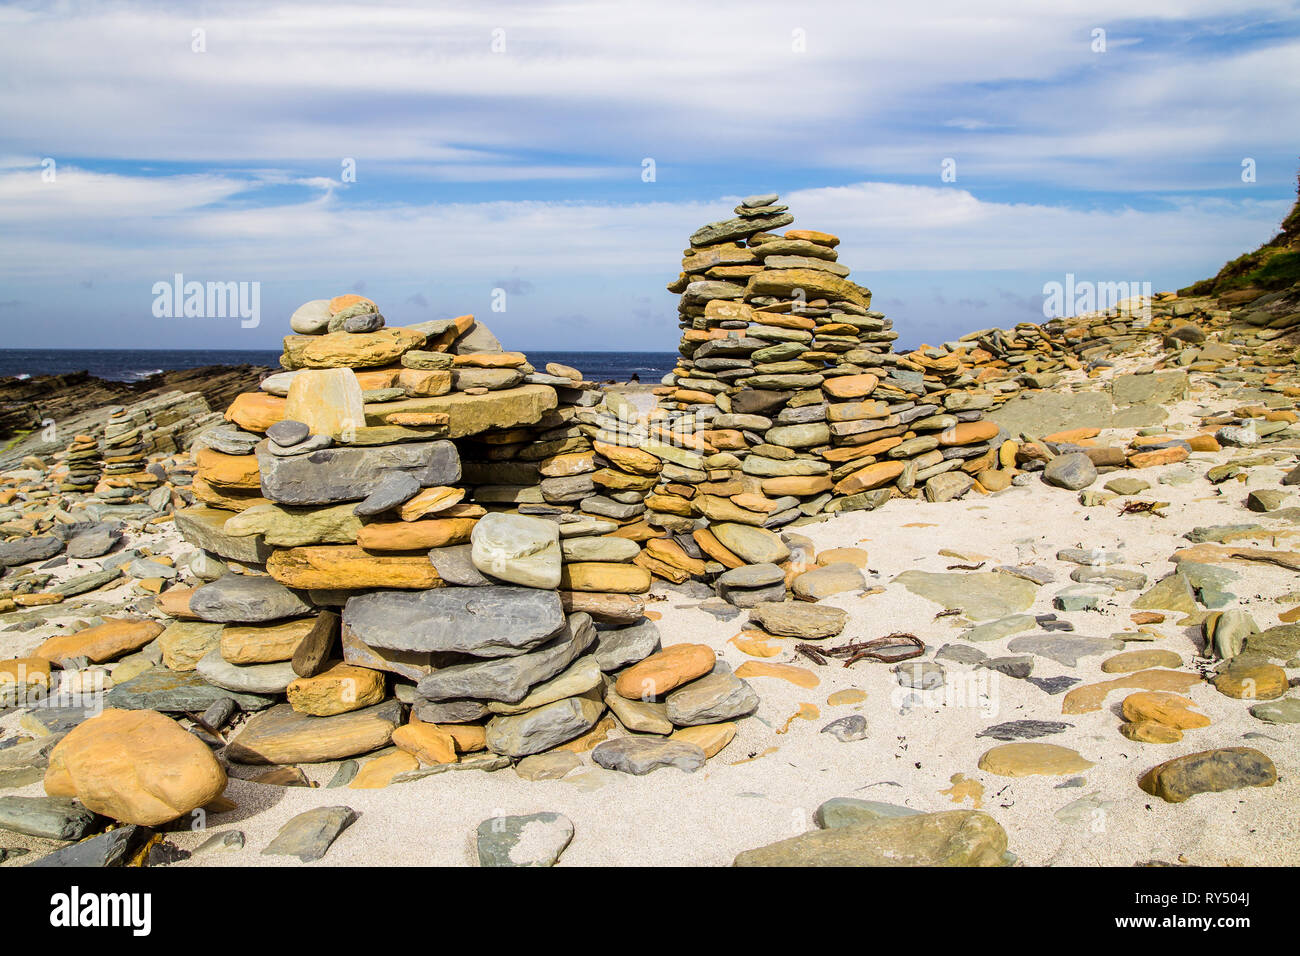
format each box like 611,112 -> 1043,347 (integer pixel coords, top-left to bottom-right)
735,660 -> 820,688
1061,669 -> 1202,715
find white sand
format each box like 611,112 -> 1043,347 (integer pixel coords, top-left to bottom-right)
3,350 -> 1298,867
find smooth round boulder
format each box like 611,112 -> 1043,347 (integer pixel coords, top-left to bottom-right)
44,709 -> 227,826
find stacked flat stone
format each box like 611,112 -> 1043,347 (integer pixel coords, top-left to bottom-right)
148,293 -> 756,775
646,194 -> 1005,542
98,406 -> 160,492
942,293 -> 1246,405
58,433 -> 102,493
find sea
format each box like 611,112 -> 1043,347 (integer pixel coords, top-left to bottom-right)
0,349 -> 679,385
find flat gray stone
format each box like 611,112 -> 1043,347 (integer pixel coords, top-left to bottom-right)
591,736 -> 707,775
416,613 -> 596,704
476,811 -> 574,867
592,619 -> 661,672
344,586 -> 565,658
1006,634 -> 1125,667
484,693 -> 605,757
894,570 -> 1038,622
748,601 -> 847,639
352,472 -> 421,516
261,806 -> 357,862
26,825 -> 142,867
962,614 -> 1037,643
195,650 -> 297,695
1043,453 -> 1097,490
813,797 -> 919,829
257,440 -> 460,505
190,574 -> 312,624
0,796 -> 98,841
0,536 -> 63,568
105,667 -> 275,712
427,545 -> 493,586
977,719 -> 1074,741
664,667 -> 759,726
820,715 -> 868,742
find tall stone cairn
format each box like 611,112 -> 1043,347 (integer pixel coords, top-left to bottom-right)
648,192 -> 1004,536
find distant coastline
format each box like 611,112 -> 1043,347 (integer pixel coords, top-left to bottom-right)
0,348 -> 678,385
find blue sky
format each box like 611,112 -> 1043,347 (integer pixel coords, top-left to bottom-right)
0,0 -> 1297,353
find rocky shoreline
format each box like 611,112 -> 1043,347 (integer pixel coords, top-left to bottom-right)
1,192 -> 1298,868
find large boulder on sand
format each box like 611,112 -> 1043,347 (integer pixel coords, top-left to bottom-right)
44,709 -> 227,826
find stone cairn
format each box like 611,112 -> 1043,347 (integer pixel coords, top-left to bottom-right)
646,191 -> 1007,545
58,433 -> 102,495
123,294 -> 760,789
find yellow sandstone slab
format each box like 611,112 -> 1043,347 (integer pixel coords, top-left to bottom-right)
267,546 -> 443,590
1061,669 -> 1202,715
977,743 -> 1095,777
734,660 -> 820,688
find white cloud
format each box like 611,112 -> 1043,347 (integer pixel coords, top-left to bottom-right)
0,1 -> 1295,188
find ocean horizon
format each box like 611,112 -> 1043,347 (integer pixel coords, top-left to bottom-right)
0,348 -> 679,385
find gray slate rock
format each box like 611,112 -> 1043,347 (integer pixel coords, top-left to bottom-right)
813,797 -> 919,829
257,440 -> 460,505
1007,634 -> 1125,667
1043,452 -> 1098,490
416,613 -> 596,704
345,586 -> 565,658
0,796 -> 98,841
820,715 -> 868,742
977,719 -> 1074,741
195,650 -> 298,695
66,530 -> 120,559
664,668 -> 759,726
484,693 -> 604,757
261,806 -> 357,862
591,737 -> 707,775
27,825 -> 143,867
476,812 -> 574,867
106,667 -> 275,712
426,545 -> 493,586
592,618 -> 662,672
0,536 -> 64,568
190,574 -> 312,623
266,420 -> 309,446
353,472 -> 422,516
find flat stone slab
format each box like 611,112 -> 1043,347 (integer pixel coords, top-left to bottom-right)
962,614 -> 1037,643
225,701 -> 402,764
257,440 -> 460,505
978,743 -> 1095,777
592,619 -> 661,672
262,806 -> 357,862
416,614 -> 596,704
476,812 -> 574,867
591,736 -> 707,775
0,796 -> 98,841
813,798 -> 920,829
735,810 -> 1009,866
196,650 -> 298,695
190,574 -> 312,624
976,719 -> 1074,742
664,668 -> 759,726
1139,747 -> 1276,803
343,586 -> 565,657
749,601 -> 847,639
105,667 -> 275,713
26,825 -> 143,867
1006,634 -> 1125,667
484,693 -> 605,757
893,570 -> 1038,622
